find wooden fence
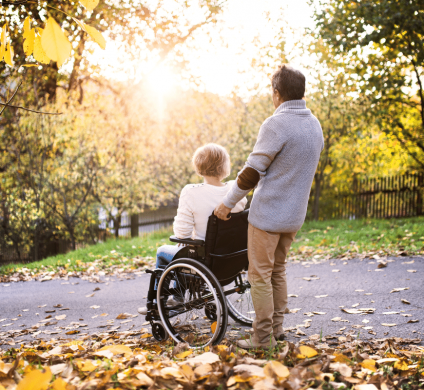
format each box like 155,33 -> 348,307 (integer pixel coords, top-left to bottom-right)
337,173 -> 424,219
0,206 -> 178,265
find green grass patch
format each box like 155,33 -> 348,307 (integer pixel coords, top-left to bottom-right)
0,228 -> 172,275
292,216 -> 424,259
1,217 -> 424,276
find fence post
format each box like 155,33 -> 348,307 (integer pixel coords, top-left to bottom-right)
131,214 -> 139,238
418,174 -> 424,216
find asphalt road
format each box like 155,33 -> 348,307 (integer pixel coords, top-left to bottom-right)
1,256 -> 423,348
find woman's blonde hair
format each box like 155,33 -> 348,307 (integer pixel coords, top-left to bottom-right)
192,143 -> 231,179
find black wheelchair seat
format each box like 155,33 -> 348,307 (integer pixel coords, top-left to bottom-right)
170,209 -> 249,285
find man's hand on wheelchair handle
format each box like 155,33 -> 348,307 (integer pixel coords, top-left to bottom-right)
214,202 -> 231,221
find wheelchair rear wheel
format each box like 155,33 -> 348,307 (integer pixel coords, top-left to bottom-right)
225,271 -> 255,326
157,258 -> 228,349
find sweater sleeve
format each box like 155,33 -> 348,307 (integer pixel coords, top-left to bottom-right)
173,187 -> 195,239
223,117 -> 285,208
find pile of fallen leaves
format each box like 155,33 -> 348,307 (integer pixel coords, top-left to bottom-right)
0,256 -> 156,285
0,331 -> 423,390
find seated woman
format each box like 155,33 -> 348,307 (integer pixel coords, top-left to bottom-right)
138,143 -> 247,315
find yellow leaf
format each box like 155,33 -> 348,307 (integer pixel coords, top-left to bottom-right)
41,17 -> 71,67
264,360 -> 290,379
211,321 -> 217,333
4,43 -> 14,66
394,359 -> 409,371
60,340 -> 83,347
79,0 -> 99,11
50,377 -> 68,390
75,360 -> 98,372
24,28 -> 35,56
98,344 -> 133,358
23,17 -> 31,37
0,25 -> 6,61
175,350 -> 193,359
83,24 -> 106,49
360,359 -> 376,372
333,353 -> 352,364
33,32 -> 50,64
140,333 -> 153,339
16,367 -> 52,390
297,345 -> 318,359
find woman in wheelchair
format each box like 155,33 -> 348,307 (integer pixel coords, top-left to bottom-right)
138,144 -> 252,348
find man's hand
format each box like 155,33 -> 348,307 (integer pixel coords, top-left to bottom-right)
214,203 -> 232,221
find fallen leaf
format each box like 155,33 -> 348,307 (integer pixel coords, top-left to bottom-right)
315,295 -> 328,298
16,367 -> 52,390
401,299 -> 411,304
55,315 -> 66,320
390,287 -> 409,293
407,270 -> 417,273
99,344 -> 133,358
86,293 -> 95,298
175,350 -> 193,359
264,360 -> 290,379
297,345 -> 317,358
288,294 -> 298,297
407,319 -> 419,323
381,323 -> 397,327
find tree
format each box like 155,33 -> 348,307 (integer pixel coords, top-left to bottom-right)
313,0 -> 424,169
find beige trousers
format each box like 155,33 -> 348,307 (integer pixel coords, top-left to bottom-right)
248,223 -> 296,344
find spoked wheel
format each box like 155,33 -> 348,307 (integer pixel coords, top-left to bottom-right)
157,259 -> 228,349
225,271 -> 255,326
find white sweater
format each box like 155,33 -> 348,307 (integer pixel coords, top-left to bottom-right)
173,180 -> 248,241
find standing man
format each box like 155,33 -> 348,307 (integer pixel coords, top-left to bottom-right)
215,65 -> 324,349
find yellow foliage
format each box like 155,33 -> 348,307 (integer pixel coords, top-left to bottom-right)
211,321 -> 217,333
99,344 -> 133,358
24,29 -> 35,56
75,359 -> 98,372
360,359 -> 376,372
79,0 -> 99,11
297,345 -> 318,359
394,359 -> 409,371
41,18 -> 72,67
73,18 -> 106,49
50,377 -> 68,390
264,360 -> 290,379
16,367 -> 52,390
175,350 -> 193,359
33,31 -> 50,64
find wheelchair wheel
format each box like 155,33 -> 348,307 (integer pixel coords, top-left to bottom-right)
151,321 -> 169,342
225,271 -> 255,326
157,258 -> 228,349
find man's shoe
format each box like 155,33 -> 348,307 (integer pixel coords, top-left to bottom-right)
138,307 -> 147,315
237,337 -> 278,350
273,325 -> 285,341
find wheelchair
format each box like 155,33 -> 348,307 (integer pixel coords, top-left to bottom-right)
144,209 -> 254,348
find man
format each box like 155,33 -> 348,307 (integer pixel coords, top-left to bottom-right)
215,65 -> 324,349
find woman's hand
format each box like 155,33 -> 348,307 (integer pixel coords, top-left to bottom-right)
214,203 -> 232,221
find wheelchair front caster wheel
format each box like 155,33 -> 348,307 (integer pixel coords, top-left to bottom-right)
151,321 -> 169,342
205,303 -> 218,321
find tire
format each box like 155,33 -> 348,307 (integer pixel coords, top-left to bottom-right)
156,258 -> 228,349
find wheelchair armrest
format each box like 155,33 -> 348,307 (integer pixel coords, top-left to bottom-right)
209,249 -> 248,259
169,235 -> 205,246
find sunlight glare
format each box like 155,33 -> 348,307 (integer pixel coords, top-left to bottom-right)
145,65 -> 177,97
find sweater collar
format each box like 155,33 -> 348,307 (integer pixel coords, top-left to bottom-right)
274,99 -> 310,115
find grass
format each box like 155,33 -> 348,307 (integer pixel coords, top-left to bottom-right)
1,217 -> 424,276
291,216 -> 424,260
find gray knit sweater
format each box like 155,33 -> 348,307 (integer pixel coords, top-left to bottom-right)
223,99 -> 324,233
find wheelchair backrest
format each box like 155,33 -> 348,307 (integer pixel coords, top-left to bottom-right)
204,209 -> 249,285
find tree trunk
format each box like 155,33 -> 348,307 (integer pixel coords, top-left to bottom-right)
114,216 -> 121,238
69,226 -> 76,251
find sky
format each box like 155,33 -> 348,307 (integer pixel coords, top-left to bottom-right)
93,0 -> 316,97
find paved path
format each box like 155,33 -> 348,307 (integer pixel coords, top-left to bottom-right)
1,256 -> 423,348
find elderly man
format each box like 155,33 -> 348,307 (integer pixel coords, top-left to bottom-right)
215,65 -> 324,349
